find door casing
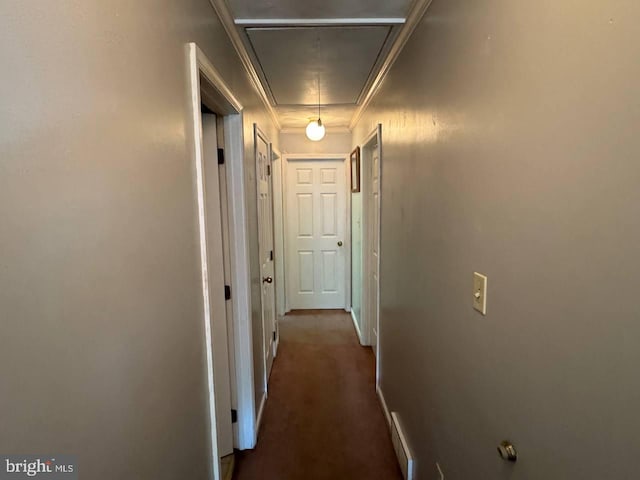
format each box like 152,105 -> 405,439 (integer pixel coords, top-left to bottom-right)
360,125 -> 383,382
270,148 -> 283,356
187,43 -> 258,468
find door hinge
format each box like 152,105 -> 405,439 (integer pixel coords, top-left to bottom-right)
231,409 -> 237,424
273,331 -> 276,341
267,164 -> 271,176
217,148 -> 225,165
269,250 -> 274,261
224,285 -> 231,300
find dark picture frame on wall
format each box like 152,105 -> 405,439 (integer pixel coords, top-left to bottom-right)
350,146 -> 361,193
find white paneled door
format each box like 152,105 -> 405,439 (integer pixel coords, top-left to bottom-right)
255,127 -> 276,381
286,157 -> 347,310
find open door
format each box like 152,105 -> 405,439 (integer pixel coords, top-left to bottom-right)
255,125 -> 276,383
202,113 -> 234,458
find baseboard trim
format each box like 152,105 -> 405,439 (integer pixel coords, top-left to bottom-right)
376,384 -> 392,427
351,310 -> 365,345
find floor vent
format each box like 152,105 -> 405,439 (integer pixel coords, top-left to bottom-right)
390,412 -> 415,480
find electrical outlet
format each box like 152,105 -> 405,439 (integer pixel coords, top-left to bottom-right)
473,272 -> 487,315
436,462 -> 445,480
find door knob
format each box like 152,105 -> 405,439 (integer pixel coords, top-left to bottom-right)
263,276 -> 273,284
337,241 -> 343,247
497,441 -> 517,462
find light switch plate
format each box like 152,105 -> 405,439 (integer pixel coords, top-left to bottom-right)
473,272 -> 487,315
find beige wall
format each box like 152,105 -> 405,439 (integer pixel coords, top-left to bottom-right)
280,130 -> 351,154
0,0 -> 277,477
353,0 -> 640,478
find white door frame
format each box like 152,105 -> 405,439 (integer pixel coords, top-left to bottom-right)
187,43 -> 257,464
360,125 -> 382,382
281,153 -> 351,313
270,147 -> 283,356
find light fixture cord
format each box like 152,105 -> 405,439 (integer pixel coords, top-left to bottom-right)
316,33 -> 321,122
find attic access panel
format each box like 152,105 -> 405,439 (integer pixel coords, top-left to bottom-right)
228,0 -> 412,19
246,26 -> 391,106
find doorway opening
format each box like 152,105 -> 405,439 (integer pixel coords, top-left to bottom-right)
201,109 -> 235,477
187,42 -> 257,480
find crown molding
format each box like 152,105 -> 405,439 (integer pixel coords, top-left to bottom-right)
208,0 -> 282,130
349,0 -> 433,130
354,24 -> 399,105
236,18 -> 406,27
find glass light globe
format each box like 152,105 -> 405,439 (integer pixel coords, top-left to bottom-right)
305,119 -> 326,141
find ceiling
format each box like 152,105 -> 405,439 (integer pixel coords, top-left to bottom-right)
246,26 -> 391,105
225,0 -> 416,129
228,0 -> 412,20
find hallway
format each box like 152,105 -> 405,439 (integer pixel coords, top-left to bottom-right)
4,1 -> 640,478
234,311 -> 401,480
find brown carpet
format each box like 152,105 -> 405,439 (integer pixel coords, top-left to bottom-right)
234,310 -> 402,480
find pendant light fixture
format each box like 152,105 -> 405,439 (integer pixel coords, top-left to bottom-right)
306,76 -> 326,141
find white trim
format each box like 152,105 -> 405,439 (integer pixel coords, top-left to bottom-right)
359,126 -> 379,347
272,147 -> 286,320
187,45 -> 222,480
375,127 -> 382,383
223,114 -> 256,451
351,310 -> 364,345
193,45 -> 242,113
282,153 -> 351,312
346,150 -> 353,314
188,43 -> 257,453
376,384 -> 392,427
349,0 -> 433,129
207,0 -> 282,130
354,25 -> 402,106
235,18 -> 406,26
359,125 -> 383,386
255,392 -> 268,445
272,148 -> 286,334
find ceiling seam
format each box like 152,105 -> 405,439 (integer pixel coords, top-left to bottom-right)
249,26 -> 392,111
208,0 -> 282,130
349,0 -> 434,130
244,29 -> 280,105
234,18 -> 406,26
355,25 -> 395,105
